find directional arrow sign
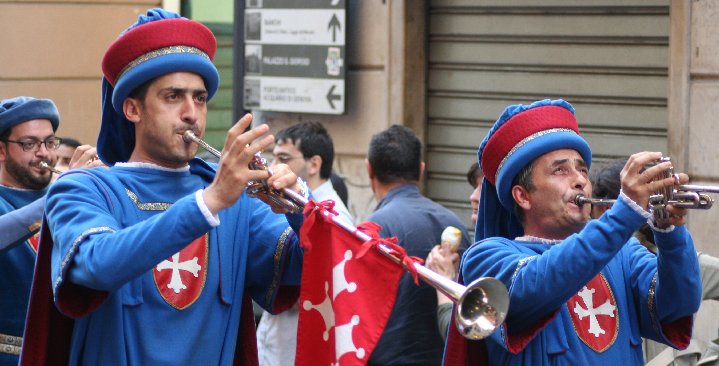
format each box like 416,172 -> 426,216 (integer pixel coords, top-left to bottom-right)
244,2 -> 346,115
328,14 -> 341,43
326,85 -> 342,109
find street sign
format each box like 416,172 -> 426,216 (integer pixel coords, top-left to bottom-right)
243,0 -> 346,115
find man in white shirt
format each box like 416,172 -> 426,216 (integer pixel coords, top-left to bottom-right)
258,121 -> 354,365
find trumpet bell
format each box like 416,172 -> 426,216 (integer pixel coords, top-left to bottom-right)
455,277 -> 509,340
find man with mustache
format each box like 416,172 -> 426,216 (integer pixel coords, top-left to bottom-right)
0,96 -> 61,365
444,99 -> 702,366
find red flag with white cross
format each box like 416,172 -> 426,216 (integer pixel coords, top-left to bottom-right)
295,200 -> 406,366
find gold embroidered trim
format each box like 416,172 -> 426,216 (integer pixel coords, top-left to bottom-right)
28,220 -> 41,233
55,226 -> 115,293
116,45 -> 210,83
126,188 -> 172,211
266,227 -> 294,306
0,333 -> 20,356
648,271 -> 660,334
511,256 -> 536,283
0,344 -> 20,356
496,128 -> 576,183
0,333 -> 22,347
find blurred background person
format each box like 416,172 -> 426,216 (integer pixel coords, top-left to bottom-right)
257,121 -> 354,366
366,125 -> 470,366
54,137 -> 81,174
426,162 -> 483,340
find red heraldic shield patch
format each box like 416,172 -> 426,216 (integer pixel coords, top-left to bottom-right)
27,231 -> 40,252
567,273 -> 618,352
153,234 -> 208,310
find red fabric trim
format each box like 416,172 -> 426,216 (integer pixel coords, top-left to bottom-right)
660,315 -> 693,350
505,310 -> 560,354
481,106 -> 578,185
102,18 -> 216,86
271,285 -> 300,314
20,221 -> 74,366
443,308 -> 488,366
233,295 -> 259,366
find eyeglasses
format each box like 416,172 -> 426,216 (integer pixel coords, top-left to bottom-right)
3,137 -> 62,152
272,154 -> 306,164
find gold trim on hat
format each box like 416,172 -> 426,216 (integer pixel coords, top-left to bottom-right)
116,45 -> 210,83
495,128 -> 576,184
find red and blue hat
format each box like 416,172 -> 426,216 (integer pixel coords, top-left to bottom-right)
475,99 -> 592,241
97,8 -> 219,165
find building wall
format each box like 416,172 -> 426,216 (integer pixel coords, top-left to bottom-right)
252,1 -> 426,223
669,0 -> 719,351
0,0 -> 162,146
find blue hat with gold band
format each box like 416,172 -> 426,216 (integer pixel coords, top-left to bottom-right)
97,8 -> 219,165
0,96 -> 60,136
475,99 -> 592,241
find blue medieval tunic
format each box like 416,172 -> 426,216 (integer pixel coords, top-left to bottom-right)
0,186 -> 45,366
30,160 -> 303,365
445,195 -> 701,366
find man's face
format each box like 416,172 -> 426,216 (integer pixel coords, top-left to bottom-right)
469,175 -> 483,225
271,140 -> 308,180
130,72 -> 208,168
519,149 -> 592,239
54,144 -> 76,173
0,119 -> 56,189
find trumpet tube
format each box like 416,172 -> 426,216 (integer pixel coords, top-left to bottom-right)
186,131 -> 509,340
574,195 -> 616,207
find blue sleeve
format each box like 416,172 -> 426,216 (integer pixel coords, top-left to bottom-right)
243,196 -> 304,311
462,198 -> 646,332
652,226 -> 701,320
0,196 -> 44,252
47,173 -> 214,293
624,226 -> 700,347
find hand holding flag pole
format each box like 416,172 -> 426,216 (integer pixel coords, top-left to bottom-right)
186,130 -> 509,340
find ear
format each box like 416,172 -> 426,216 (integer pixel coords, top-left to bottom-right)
419,161 -> 425,179
306,155 -> 322,177
123,98 -> 143,124
511,185 -> 532,211
0,142 -> 7,163
365,159 -> 375,180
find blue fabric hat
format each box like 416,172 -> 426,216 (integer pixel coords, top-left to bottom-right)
0,96 -> 60,136
97,8 -> 219,165
474,99 -> 592,242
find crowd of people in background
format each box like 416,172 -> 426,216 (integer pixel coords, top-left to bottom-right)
0,6 -> 714,366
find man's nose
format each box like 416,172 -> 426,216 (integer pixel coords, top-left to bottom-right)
181,97 -> 199,123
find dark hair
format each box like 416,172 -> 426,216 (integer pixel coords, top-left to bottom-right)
511,160 -> 536,223
367,125 -> 421,183
59,137 -> 81,148
0,128 -> 10,141
590,158 -> 626,200
329,172 -> 349,207
466,162 -> 483,188
275,122 -> 334,180
128,78 -> 155,103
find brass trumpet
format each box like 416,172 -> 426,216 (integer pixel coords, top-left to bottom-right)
575,157 -> 716,219
185,130 -> 509,340
39,161 -> 62,175
183,130 -> 304,213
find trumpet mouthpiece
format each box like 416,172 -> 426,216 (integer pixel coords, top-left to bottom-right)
39,161 -> 62,174
182,130 -> 196,143
574,195 -> 588,206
